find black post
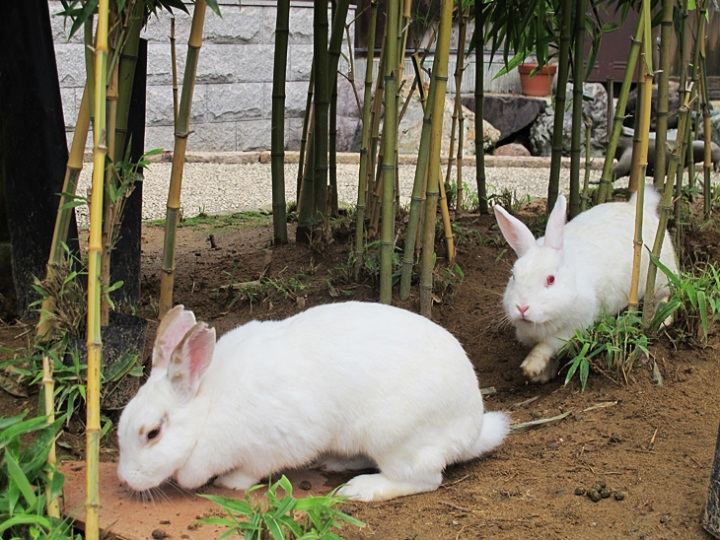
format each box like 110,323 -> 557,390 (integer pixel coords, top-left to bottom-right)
111,39 -> 147,308
0,0 -> 79,318
704,423 -> 720,538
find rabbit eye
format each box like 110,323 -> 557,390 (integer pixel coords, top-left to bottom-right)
147,426 -> 161,441
546,275 -> 555,287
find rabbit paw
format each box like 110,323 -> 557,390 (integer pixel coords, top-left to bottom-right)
337,472 -> 441,502
214,469 -> 261,491
521,344 -> 558,383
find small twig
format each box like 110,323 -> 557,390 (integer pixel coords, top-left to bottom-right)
509,396 -> 540,410
510,411 -> 571,433
444,474 -> 470,488
648,427 -> 659,451
583,400 -> 619,412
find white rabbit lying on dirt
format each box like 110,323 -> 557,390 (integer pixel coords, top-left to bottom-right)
117,301 -> 509,502
494,186 -> 678,383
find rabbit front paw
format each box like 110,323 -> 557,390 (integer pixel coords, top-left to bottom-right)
521,344 -> 559,383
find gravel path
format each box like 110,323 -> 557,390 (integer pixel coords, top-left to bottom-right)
75,152 -> 717,228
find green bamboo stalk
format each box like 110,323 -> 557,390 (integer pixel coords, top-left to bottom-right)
547,0 -> 573,213
419,0 -> 453,317
628,0 -> 653,313
449,5 -> 469,217
327,0 -> 350,219
581,119 -> 593,212
399,56 -> 437,300
296,63 -> 314,198
365,36 -> 386,232
674,0 -> 690,250
171,17 -> 179,126
653,0 -> 674,189
643,90 -> 693,328
379,0 -> 399,304
568,0 -> 587,218
159,0 -> 207,318
353,0 -> 378,279
696,0 -> 712,219
297,0 -> 330,242
475,0 -> 488,214
86,1 -> 110,537
271,0 -> 290,244
597,11 -> 645,204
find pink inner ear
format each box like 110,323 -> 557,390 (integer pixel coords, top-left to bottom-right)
186,324 -> 216,384
153,307 -> 197,369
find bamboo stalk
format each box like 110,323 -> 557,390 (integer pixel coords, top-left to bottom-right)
696,0 -> 712,220
159,0 -> 207,318
399,55 -> 436,300
653,0 -> 674,189
297,63 -> 314,198
271,0 -> 290,244
450,5 -> 469,218
171,17 -> 179,126
353,0 -> 378,279
86,0 -> 110,537
101,60 -> 119,325
379,0 -> 399,304
628,0 -> 653,313
311,0 -> 330,231
419,0 -> 452,317
597,11 -> 645,203
568,0 -> 587,218
475,1 -> 488,214
643,90 -> 693,328
437,165 -> 455,263
547,0 -> 573,212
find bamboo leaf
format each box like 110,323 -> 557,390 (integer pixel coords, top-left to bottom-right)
6,452 -> 38,507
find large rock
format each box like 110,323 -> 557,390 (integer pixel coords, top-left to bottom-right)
470,94 -> 547,143
529,82 -> 609,157
337,77 -> 501,154
625,80 -> 681,130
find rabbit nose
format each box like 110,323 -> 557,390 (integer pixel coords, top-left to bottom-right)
516,305 -> 529,317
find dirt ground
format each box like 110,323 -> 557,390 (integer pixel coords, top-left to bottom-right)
1,200 -> 719,540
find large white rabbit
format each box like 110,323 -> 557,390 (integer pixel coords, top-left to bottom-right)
117,301 -> 509,502
494,187 -> 678,383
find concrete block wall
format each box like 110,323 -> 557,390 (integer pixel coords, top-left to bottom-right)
50,1 -> 522,154
50,0 -> 357,153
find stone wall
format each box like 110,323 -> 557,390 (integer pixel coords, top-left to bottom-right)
50,1 -> 523,153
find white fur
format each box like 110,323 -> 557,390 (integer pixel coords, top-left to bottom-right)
494,186 -> 678,383
117,302 -> 509,502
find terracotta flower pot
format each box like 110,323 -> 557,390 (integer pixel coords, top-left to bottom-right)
519,63 -> 557,97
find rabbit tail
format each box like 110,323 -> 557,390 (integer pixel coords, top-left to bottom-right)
471,411 -> 510,457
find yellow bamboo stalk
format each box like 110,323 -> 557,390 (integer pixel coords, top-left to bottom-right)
437,165 -> 455,263
42,354 -> 58,518
628,0 -> 653,312
159,0 -> 208,317
86,0 -> 110,537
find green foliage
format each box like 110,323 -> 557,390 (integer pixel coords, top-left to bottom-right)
0,413 -> 81,539
56,0 -> 221,40
4,337 -> 142,432
654,258 -> 720,342
560,310 -> 652,391
200,475 -> 364,540
561,260 -> 720,390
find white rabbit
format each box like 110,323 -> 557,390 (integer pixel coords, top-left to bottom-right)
493,186 -> 677,383
117,301 -> 509,502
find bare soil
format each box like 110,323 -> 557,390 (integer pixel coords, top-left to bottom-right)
1,203 -> 718,540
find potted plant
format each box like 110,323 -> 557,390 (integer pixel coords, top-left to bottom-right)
518,61 -> 557,96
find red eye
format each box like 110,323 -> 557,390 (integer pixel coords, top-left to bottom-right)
546,275 -> 555,287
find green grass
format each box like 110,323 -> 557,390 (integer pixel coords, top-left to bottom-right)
146,209 -> 273,229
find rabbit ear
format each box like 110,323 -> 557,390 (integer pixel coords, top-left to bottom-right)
167,322 -> 216,403
543,196 -> 567,251
152,305 -> 197,370
494,205 -> 537,257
